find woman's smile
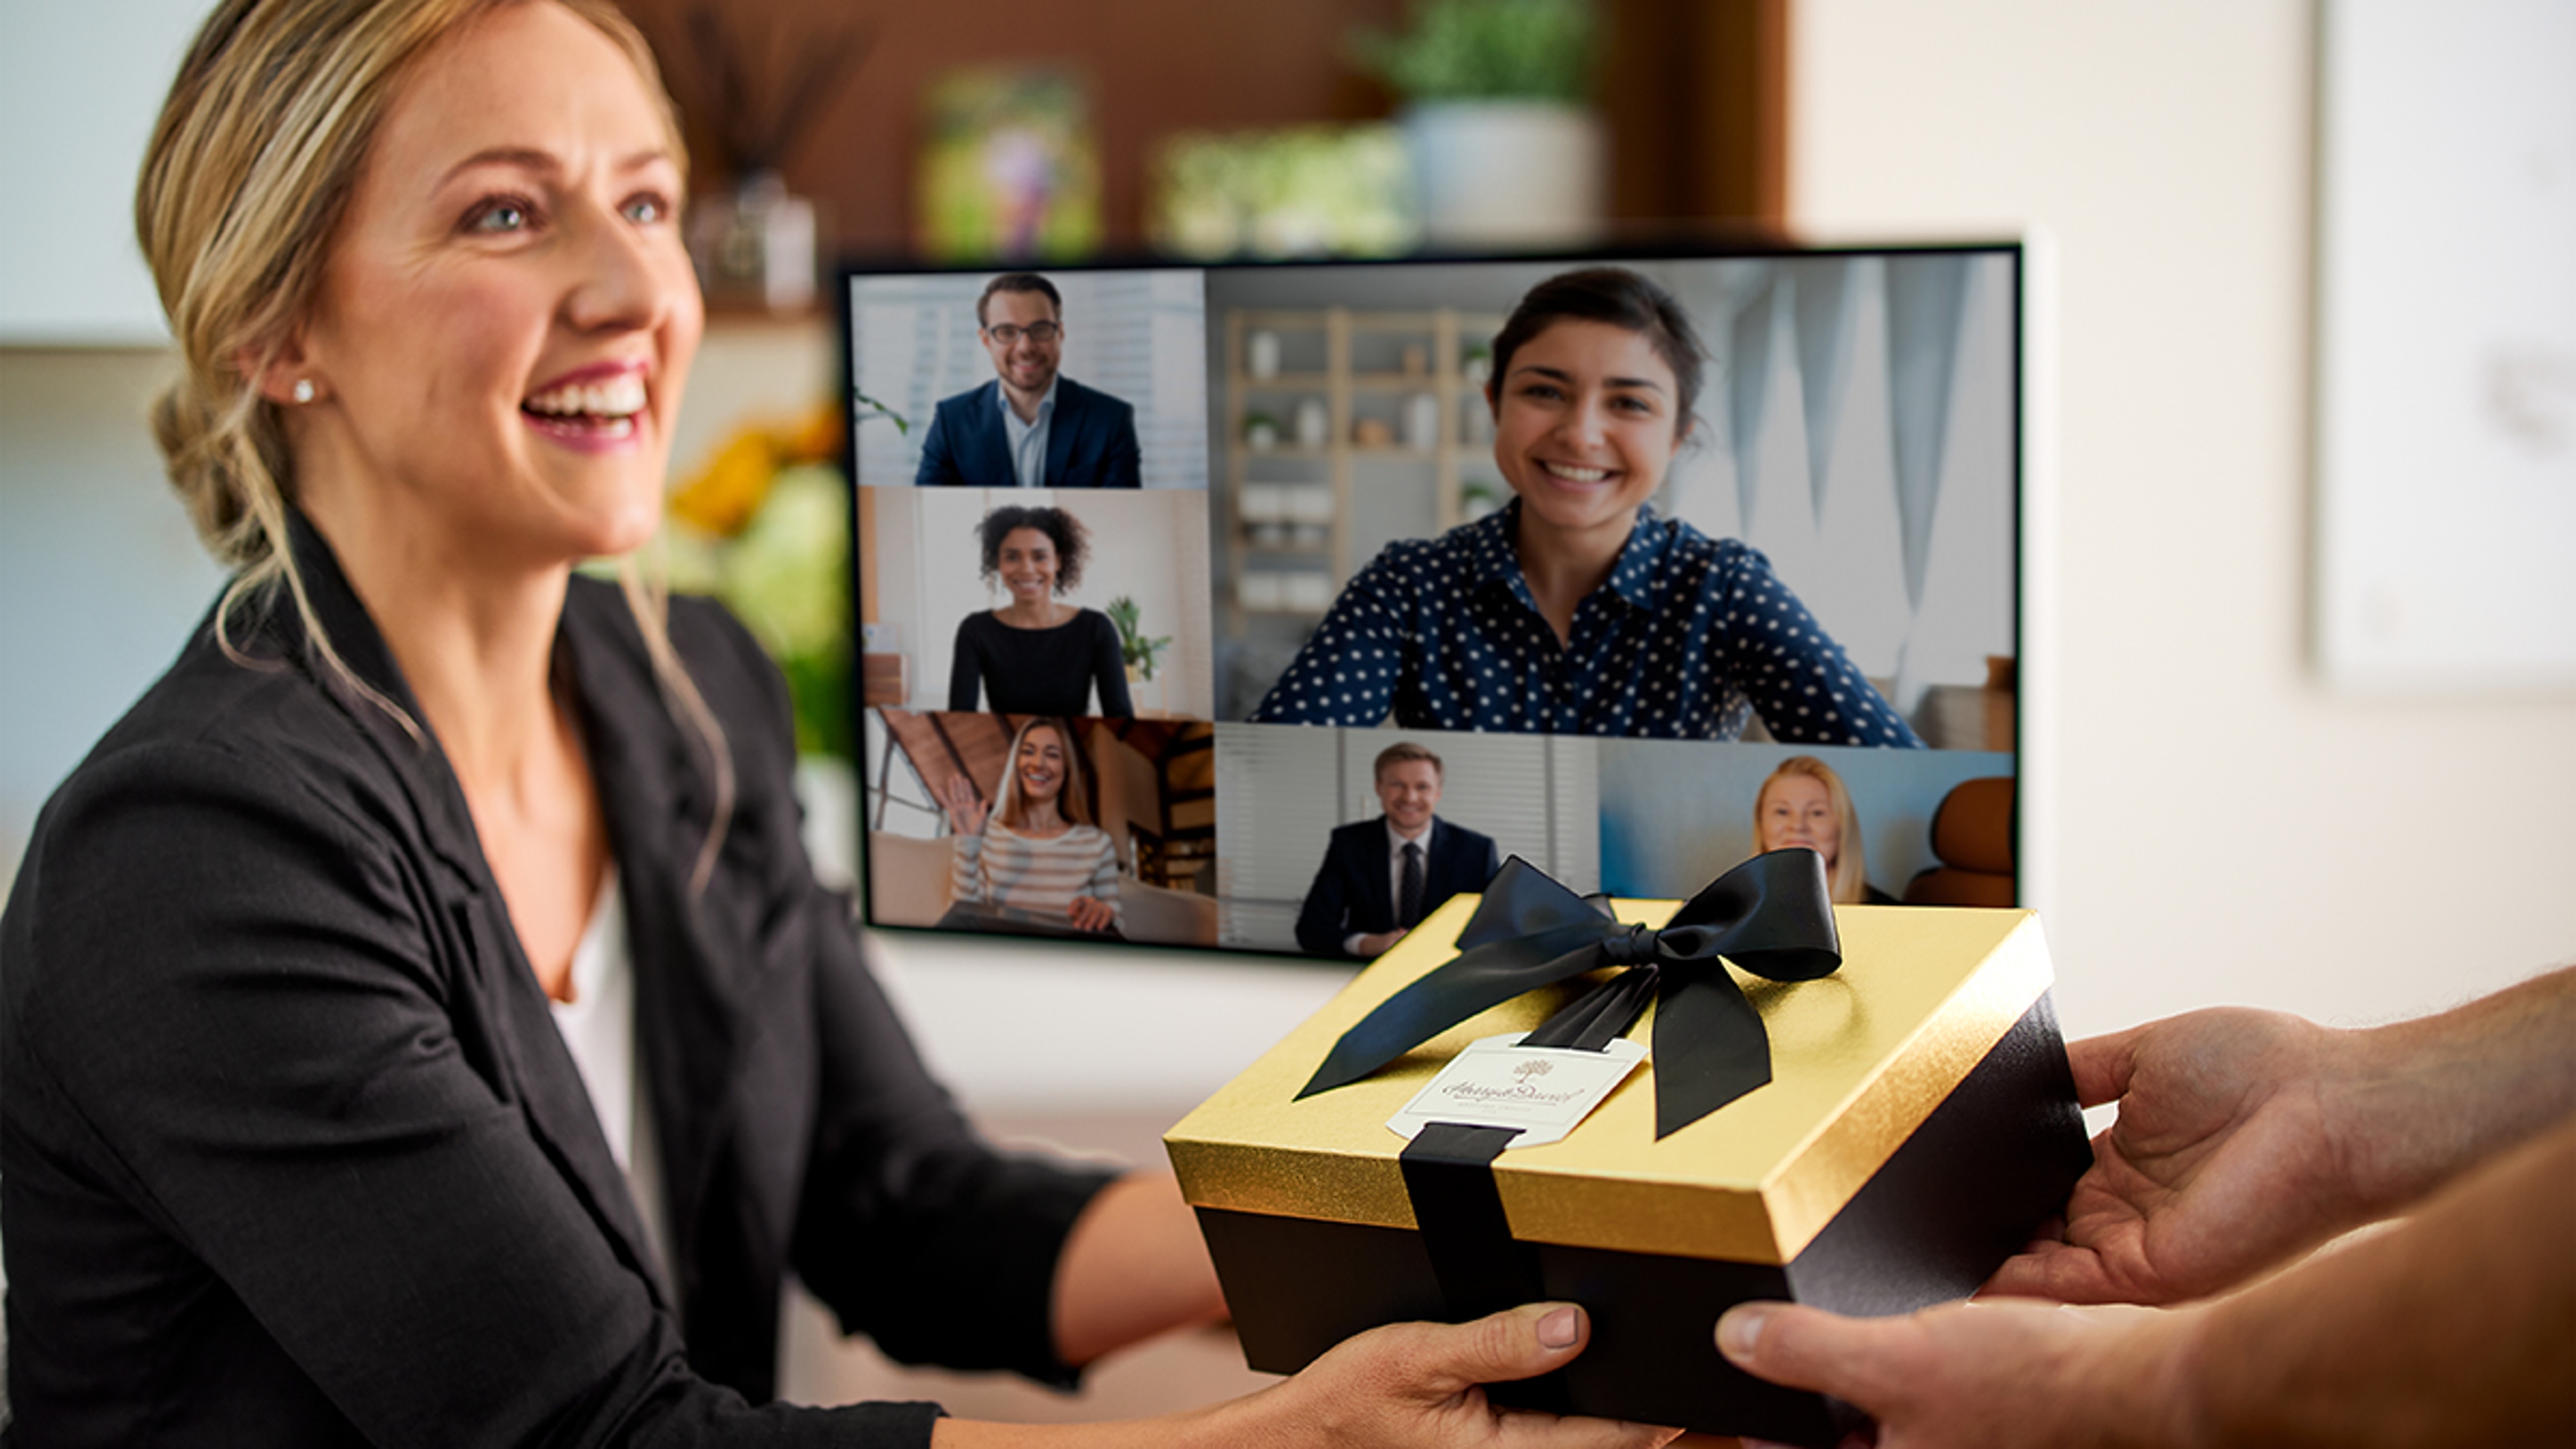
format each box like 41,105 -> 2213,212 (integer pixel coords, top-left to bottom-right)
520,360 -> 651,451
1536,460 -> 1618,484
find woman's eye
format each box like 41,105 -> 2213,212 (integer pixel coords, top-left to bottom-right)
466,199 -> 533,234
623,193 -> 672,225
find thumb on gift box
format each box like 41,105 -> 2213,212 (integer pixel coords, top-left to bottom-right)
1367,1301 -> 1595,1395
1717,1297 -> 2184,1449
1254,1302 -> 1680,1448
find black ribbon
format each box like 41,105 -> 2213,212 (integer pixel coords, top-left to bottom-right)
1299,851 -> 1843,1138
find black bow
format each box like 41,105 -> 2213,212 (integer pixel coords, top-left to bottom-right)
1298,851 -> 1843,1138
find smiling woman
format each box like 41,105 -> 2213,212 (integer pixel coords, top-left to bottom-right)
1249,266 -> 1923,747
0,3 -> 1684,1447
938,716 -> 1124,934
948,502 -> 1134,716
1752,754 -> 1890,905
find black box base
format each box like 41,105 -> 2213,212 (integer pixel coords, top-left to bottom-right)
1195,991 -> 2091,1444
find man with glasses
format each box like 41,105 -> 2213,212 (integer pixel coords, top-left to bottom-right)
914,272 -> 1143,488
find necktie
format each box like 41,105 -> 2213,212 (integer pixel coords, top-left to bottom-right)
1399,841 -> 1426,928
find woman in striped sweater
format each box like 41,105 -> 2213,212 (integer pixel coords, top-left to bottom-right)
943,716 -> 1123,932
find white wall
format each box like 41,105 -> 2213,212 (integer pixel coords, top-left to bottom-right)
0,0 -> 200,343
1790,0 -> 2576,1038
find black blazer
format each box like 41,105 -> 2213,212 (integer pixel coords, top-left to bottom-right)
1293,816 -> 1500,959
910,376 -> 1142,488
0,518 -> 1111,1447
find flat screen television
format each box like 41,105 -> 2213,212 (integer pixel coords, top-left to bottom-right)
838,242 -> 2032,962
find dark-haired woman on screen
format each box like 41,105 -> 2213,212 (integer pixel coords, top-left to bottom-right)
949,503 -> 1134,718
1250,266 -> 1921,747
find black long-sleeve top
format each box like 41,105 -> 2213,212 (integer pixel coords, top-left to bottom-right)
947,608 -> 1134,718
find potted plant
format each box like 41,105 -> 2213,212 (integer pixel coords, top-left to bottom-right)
1349,0 -> 1601,248
1105,596 -> 1172,683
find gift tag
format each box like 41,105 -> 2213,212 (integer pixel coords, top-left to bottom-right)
1385,1034 -> 1648,1149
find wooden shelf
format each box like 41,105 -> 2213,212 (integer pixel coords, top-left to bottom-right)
1219,305 -> 1505,635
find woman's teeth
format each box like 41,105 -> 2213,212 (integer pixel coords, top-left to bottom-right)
1541,461 -> 1612,483
524,374 -> 646,421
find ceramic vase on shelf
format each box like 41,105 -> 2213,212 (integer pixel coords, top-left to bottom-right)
1294,398 -> 1330,449
689,170 -> 817,313
1402,101 -> 1604,250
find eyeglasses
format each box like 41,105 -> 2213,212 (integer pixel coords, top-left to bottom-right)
985,321 -> 1062,345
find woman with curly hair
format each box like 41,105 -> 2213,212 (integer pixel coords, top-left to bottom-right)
948,504 -> 1134,717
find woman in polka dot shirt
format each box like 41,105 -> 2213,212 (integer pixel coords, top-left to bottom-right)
1249,267 -> 1922,747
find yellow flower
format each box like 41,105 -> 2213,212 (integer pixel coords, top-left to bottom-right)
670,427 -> 778,539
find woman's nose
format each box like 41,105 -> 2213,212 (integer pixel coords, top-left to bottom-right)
565,205 -> 686,333
1556,396 -> 1608,447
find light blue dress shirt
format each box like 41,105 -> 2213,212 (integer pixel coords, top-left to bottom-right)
996,378 -> 1059,488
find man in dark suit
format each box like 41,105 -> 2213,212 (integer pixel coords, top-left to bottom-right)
912,272 -> 1143,488
1294,741 -> 1500,959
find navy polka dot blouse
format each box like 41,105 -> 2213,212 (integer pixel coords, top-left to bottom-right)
1247,501 -> 1925,745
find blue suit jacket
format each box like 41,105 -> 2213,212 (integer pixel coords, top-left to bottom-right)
1293,816 -> 1500,959
912,376 -> 1142,488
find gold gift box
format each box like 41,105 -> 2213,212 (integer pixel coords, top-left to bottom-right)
1166,895 -> 2089,1445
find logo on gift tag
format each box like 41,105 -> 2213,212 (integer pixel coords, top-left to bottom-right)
1385,1034 -> 1647,1149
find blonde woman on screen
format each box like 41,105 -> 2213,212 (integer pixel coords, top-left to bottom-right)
1753,755 -> 1894,905
940,716 -> 1122,933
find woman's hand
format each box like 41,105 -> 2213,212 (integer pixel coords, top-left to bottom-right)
941,772 -> 989,837
1066,895 -> 1116,932
1221,1303 -> 1680,1449
936,1303 -> 1680,1447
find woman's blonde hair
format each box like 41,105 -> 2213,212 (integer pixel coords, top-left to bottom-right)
993,718 -> 1093,831
1754,755 -> 1868,905
138,0 -> 733,887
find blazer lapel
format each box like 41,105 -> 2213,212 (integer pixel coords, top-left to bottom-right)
1044,379 -> 1082,486
562,597 -> 752,1299
967,380 -> 1016,486
1358,820 -> 1397,931
282,515 -> 672,1304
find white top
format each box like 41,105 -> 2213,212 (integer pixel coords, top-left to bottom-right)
548,873 -> 676,1301
996,376 -> 1059,488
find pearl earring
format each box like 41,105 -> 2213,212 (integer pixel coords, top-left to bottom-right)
291,379 -> 315,405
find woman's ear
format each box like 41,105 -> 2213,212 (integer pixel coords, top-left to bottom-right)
239,330 -> 321,407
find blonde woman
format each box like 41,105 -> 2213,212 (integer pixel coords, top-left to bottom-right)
940,716 -> 1122,933
0,3 -> 1674,1446
1752,755 -> 1894,905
